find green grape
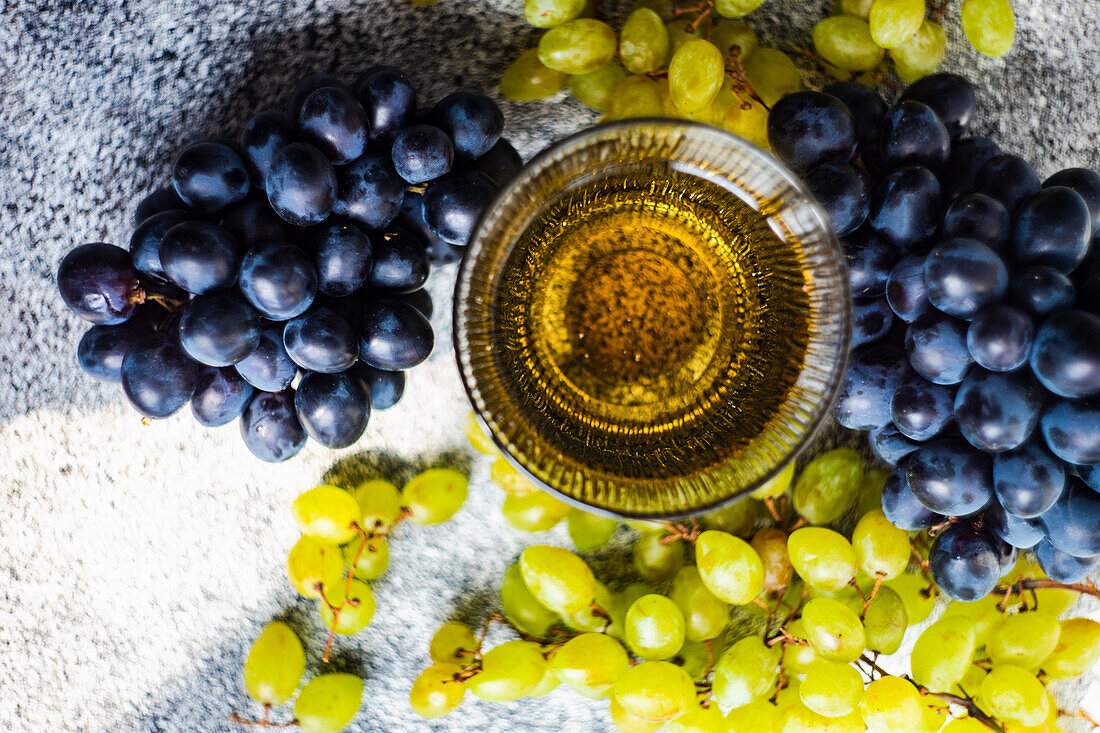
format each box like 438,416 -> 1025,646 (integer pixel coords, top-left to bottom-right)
782,618 -> 820,676
342,534 -> 388,581
712,635 -> 781,708
721,97 -> 770,150
319,580 -> 375,635
562,579 -> 615,632
840,0 -> 874,19
702,497 -> 760,536
941,596 -> 1004,650
862,585 -> 907,655
792,448 -> 863,524
538,19 -> 617,75
711,19 -> 758,62
851,509 -> 910,580
676,639 -> 713,681
783,701 -> 865,733
410,662 -> 466,718
608,581 -> 658,639
524,0 -> 586,28
566,507 -> 618,551
612,660 -> 697,722
812,16 -> 884,72
351,479 -> 402,532
883,572 -> 937,624
293,673 -> 363,733
500,49 -> 569,101
856,468 -> 889,516
910,616 -> 976,692
630,0 -> 679,22
751,527 -> 794,592
610,696 -> 665,733
859,675 -> 922,732
725,699 -> 783,733
988,610 -> 1061,669
242,621 -> 305,706
520,544 -> 596,614
954,662 -> 987,699
468,640 -> 548,701
807,584 -> 864,618
915,695 -> 950,733
801,597 -> 865,663
750,463 -> 795,501
633,531 -> 685,582
941,719 -> 989,733
605,76 -> 664,120
292,485 -> 361,544
464,411 -> 500,456
502,489 -> 569,532
774,678 -> 802,716
664,18 -> 698,57
569,61 -> 628,112
695,530 -> 765,605
490,458 -> 536,496
960,0 -> 1015,57
670,566 -> 729,642
429,621 -> 478,665
658,702 -> 725,732
868,0 -> 925,49
286,536 -> 344,599
668,39 -> 725,114
1042,617 -> 1100,680
625,594 -> 687,661
787,527 -> 857,592
527,664 -> 560,697
892,20 -> 946,82
980,665 -> 1049,727
552,631 -> 630,698
501,562 -> 560,637
401,468 -> 467,525
800,660 -> 863,718
620,8 -> 670,74
714,0 -> 767,18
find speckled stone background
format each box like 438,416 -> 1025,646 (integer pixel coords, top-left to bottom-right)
2,1 -> 1099,731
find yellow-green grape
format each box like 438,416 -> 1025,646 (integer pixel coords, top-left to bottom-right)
910,616 -> 976,692
410,662 -> 466,718
401,468 -> 467,525
630,0 -> 679,22
670,566 -> 729,642
605,76 -> 664,120
468,640 -> 548,701
242,621 -> 305,706
568,61 -> 628,111
527,665 -> 560,697
695,530 -> 765,605
351,479 -> 402,533
859,675 -> 922,732
342,534 -> 389,580
566,507 -> 618,551
892,20 -> 946,82
721,97 -> 770,149
658,703 -> 726,733
856,468 -> 889,516
883,572 -> 937,624
800,660 -> 863,718
851,509 -> 910,580
862,585 -> 907,655
702,497 -> 760,536
562,579 -> 615,632
502,489 -> 569,532
620,8 -> 670,74
520,544 -> 596,614
960,0 -> 1016,57
711,19 -> 758,62
712,635 -> 781,708
725,699 -> 783,733
787,527 -> 857,592
501,562 -> 560,637
802,597 -> 866,663
840,0 -> 874,19
551,631 -> 630,698
1042,618 -> 1100,679
751,527 -> 794,592
286,536 -> 345,599
783,701 -> 865,733
608,581 -> 657,639
954,662 -> 987,699
500,49 -> 569,101
319,580 -> 375,635
774,677 -> 803,715
524,0 -> 586,28
941,596 -> 1004,649
915,695 -> 949,733
1003,554 -> 1078,616
463,411 -> 499,456
808,583 -> 864,618
293,673 -> 363,733
490,458 -> 536,496
792,448 -> 863,525
941,719 -> 989,733
625,594 -> 687,661
429,621 -> 478,665
668,39 -> 725,114
980,665 -> 1049,727
783,618 -> 820,676
714,0 -> 767,18
610,696 -> 665,733
868,0 -> 926,49
633,531 -> 685,582
612,661 -> 697,722
538,19 -> 617,75
665,18 -> 698,56
812,16 -> 885,72
676,639 -> 713,681
988,610 -> 1061,669
291,485 -> 360,544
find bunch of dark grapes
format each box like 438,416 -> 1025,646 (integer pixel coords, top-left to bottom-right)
767,73 -> 1100,602
56,67 -> 520,462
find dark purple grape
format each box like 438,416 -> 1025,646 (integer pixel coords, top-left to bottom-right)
1043,167 -> 1100,231
1078,463 -> 1100,492
1010,266 -> 1075,318
312,220 -> 373,297
943,136 -> 999,201
954,369 -> 1042,453
870,424 -> 920,467
1034,538 -> 1097,583
890,374 -> 955,441
881,463 -> 943,530
354,66 -> 416,141
219,199 -> 288,248
288,73 -> 348,118
423,168 -> 496,245
922,238 -> 1008,319
966,304 -> 1033,372
1038,477 -> 1100,557
358,299 -> 434,370
986,502 -> 1044,549
178,293 -> 262,367
992,439 -> 1066,518
906,311 -> 973,385
283,307 -> 358,373
804,162 -> 870,237
334,152 -> 406,230
235,322 -> 298,392
833,344 -> 909,430
367,228 -> 430,293
822,81 -> 886,150
294,371 -> 371,448
393,288 -> 433,321
928,520 -> 1001,601
943,194 -> 1010,251
392,125 -> 454,184
299,86 -> 369,165
350,363 -> 406,410
765,91 -> 856,173
474,138 -> 523,188
399,190 -> 465,265
843,227 -> 899,298
57,243 -> 143,325
432,92 -> 504,158
171,141 -> 250,214
76,318 -> 153,382
991,533 -> 1017,574
870,101 -> 950,172
120,332 -> 199,418
1030,310 -> 1100,398
1041,398 -> 1100,465
191,365 -> 254,427
239,389 -> 308,462
1013,187 -> 1093,273
266,142 -> 337,226
907,437 -> 992,516
238,241 -> 317,320
974,153 -> 1041,214
899,73 -> 976,139
239,110 -> 297,189
869,165 -> 942,250
130,210 -> 191,282
159,220 -> 241,294
134,186 -> 186,225
852,297 -> 894,347
886,252 -> 931,323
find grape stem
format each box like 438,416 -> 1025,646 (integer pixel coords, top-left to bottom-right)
861,572 -> 886,617
764,627 -> 808,648
229,708 -> 297,728
725,47 -> 768,111
659,518 -> 700,544
319,523 -> 371,663
927,517 -> 958,538
993,578 -> 1100,611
